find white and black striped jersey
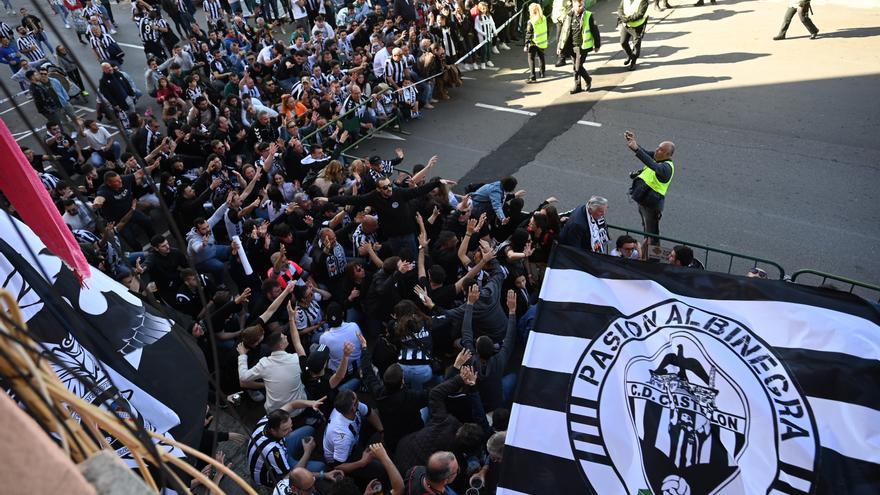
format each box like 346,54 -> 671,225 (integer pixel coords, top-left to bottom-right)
384,58 -> 407,85
401,84 -> 418,105
89,33 -> 117,61
16,34 -> 45,62
398,326 -> 433,364
341,94 -> 367,119
309,73 -> 329,90
185,85 -> 203,101
204,0 -> 224,23
0,21 -> 14,40
82,4 -> 105,21
247,416 -> 292,487
350,223 -> 378,253
209,56 -> 228,80
290,81 -> 316,101
138,17 -> 161,42
240,83 -> 261,99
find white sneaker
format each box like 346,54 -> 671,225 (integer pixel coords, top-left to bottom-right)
459,64 -> 470,72
110,28 -> 117,34
491,46 -> 500,54
487,60 -> 495,67
479,62 -> 487,69
65,23 -> 71,29
500,42 -> 511,50
466,63 -> 476,71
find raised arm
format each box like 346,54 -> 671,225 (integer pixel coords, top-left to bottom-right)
259,282 -> 295,324
460,285 -> 479,352
287,299 -> 306,357
329,342 -> 353,389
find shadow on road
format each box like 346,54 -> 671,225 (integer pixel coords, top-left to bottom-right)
657,8 -> 752,23
644,30 -> 692,41
604,75 -> 732,92
821,26 -> 880,39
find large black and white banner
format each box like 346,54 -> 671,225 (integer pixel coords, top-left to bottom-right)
0,211 -> 208,463
499,246 -> 880,495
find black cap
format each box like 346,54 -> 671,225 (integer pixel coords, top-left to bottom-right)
368,155 -> 382,165
307,344 -> 330,372
326,302 -> 344,327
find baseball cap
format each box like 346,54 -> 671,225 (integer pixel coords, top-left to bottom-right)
368,155 -> 382,165
307,344 -> 330,372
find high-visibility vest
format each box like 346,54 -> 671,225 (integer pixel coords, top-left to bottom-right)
532,18 -> 549,49
581,10 -> 595,49
637,160 -> 674,196
623,0 -> 648,27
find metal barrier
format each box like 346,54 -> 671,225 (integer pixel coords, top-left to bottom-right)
341,115 -> 400,154
790,270 -> 880,303
606,224 -> 787,279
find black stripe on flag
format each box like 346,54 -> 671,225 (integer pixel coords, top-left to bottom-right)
814,447 -> 880,495
499,444 -> 596,495
776,347 -> 880,412
533,300 -> 622,339
549,245 -> 880,323
514,367 -> 569,412
530,300 -> 880,412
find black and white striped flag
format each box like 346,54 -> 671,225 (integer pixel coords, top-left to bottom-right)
500,245 -> 880,495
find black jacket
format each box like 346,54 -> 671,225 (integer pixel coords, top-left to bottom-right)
328,179 -> 442,238
99,71 -> 135,108
460,304 -> 517,411
360,345 -> 428,452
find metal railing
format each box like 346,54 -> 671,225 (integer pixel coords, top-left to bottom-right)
790,269 -> 880,303
606,223 -> 787,279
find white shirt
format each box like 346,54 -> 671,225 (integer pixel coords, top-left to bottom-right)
323,401 -> 369,463
257,44 -> 275,65
238,350 -> 308,413
319,322 -> 362,373
84,125 -> 113,150
372,47 -> 390,79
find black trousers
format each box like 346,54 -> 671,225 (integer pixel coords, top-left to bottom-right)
528,45 -> 545,77
572,46 -> 592,88
777,5 -> 818,36
554,21 -> 566,62
144,40 -> 166,63
620,22 -> 646,62
638,203 -> 662,244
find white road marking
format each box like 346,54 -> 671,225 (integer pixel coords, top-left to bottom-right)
371,131 -> 406,141
0,98 -> 33,115
117,42 -> 145,50
576,120 -> 602,127
461,76 -> 476,80
474,103 -> 536,116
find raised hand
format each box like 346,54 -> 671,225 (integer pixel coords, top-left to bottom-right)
467,283 -> 480,304
454,348 -> 473,369
506,289 -> 517,315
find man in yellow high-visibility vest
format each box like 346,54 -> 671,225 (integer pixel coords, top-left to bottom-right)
624,129 -> 675,245
617,0 -> 648,71
565,0 -> 601,94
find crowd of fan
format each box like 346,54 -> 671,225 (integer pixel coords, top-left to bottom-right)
3,0 -> 578,493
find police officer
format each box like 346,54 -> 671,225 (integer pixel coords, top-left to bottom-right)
524,2 -> 548,82
565,0 -> 600,94
618,0 -> 648,71
624,129 -> 675,245
551,0 -> 572,66
773,0 -> 819,40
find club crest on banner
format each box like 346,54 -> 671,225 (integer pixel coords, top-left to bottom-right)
567,300 -> 820,494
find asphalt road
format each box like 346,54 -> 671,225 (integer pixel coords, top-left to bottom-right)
2,0 -> 879,288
